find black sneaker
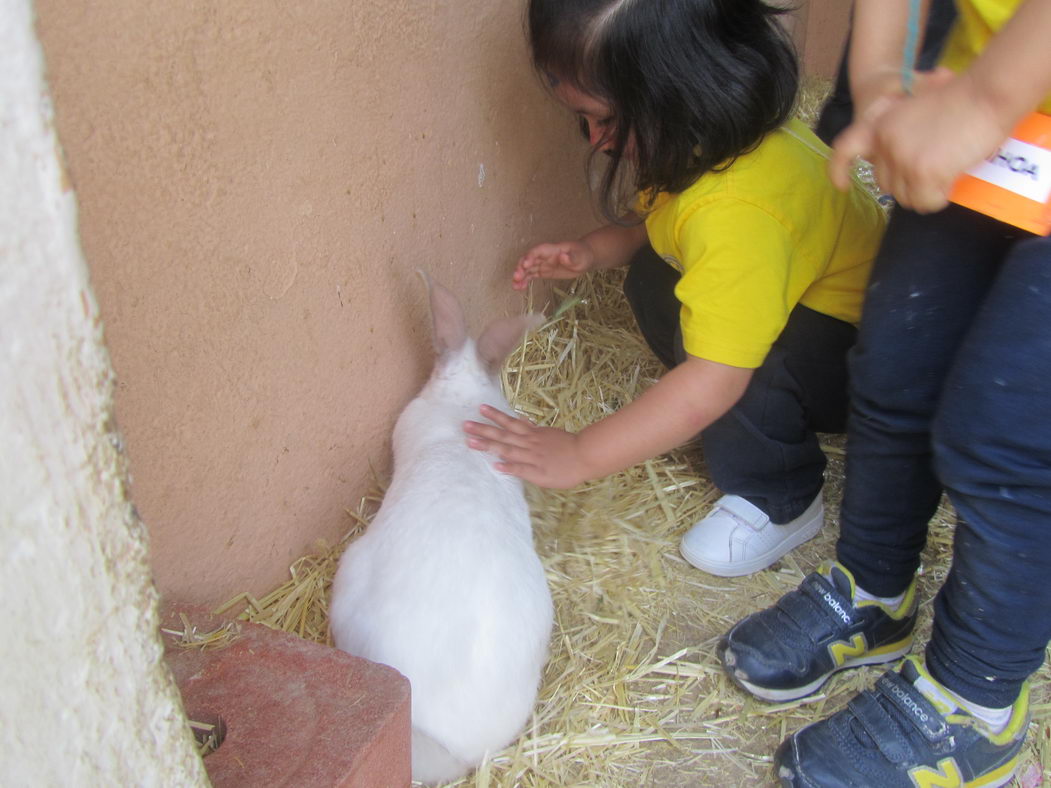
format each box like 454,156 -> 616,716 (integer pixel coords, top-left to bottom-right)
719,562 -> 917,702
774,656 -> 1031,787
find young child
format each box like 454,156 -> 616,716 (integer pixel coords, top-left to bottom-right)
463,0 -> 886,577
721,0 -> 1051,784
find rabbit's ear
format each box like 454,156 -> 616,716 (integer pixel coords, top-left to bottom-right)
477,313 -> 544,371
419,271 -> 468,355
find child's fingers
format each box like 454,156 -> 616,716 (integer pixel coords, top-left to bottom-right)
493,459 -> 554,487
914,66 -> 956,93
830,92 -> 903,191
514,243 -> 584,285
519,246 -> 557,272
477,404 -> 534,434
829,123 -> 872,191
463,421 -> 516,451
511,261 -> 534,290
512,250 -> 552,288
873,155 -> 944,213
887,169 -> 953,214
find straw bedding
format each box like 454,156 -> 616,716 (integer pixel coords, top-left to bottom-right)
215,82 -> 1051,786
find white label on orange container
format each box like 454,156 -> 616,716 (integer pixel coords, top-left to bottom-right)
964,137 -> 1051,204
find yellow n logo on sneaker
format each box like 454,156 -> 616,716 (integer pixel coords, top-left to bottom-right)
828,634 -> 867,667
908,758 -> 962,788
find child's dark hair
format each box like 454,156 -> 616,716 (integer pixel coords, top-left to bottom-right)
528,0 -> 799,220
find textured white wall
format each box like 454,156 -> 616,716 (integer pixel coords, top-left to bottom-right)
0,1 -> 207,784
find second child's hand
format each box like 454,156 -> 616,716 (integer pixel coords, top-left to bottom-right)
831,69 -> 1008,213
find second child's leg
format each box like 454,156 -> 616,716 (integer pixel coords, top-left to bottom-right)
770,223 -> 1050,788
718,205 -> 1022,700
836,206 -> 1018,597
926,231 -> 1051,709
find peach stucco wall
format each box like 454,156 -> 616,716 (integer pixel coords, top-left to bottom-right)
34,0 -> 595,605
33,1 -> 851,607
793,0 -> 853,80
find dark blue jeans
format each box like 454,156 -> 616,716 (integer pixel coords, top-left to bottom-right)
624,246 -> 856,524
836,204 -> 1051,707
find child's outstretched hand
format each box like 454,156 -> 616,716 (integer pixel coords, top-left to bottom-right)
512,240 -> 595,291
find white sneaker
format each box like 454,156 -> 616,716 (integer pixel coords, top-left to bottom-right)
679,493 -> 824,577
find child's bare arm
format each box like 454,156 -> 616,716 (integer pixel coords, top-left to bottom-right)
463,355 -> 752,489
846,0 -> 931,117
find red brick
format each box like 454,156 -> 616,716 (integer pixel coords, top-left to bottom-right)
162,605 -> 411,788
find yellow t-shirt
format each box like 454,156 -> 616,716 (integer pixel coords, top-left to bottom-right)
642,117 -> 886,369
940,0 -> 1051,114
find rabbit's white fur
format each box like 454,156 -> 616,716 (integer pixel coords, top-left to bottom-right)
329,276 -> 553,784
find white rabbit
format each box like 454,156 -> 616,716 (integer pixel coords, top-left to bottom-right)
329,272 -> 553,784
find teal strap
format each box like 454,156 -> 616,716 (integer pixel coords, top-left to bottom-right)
902,0 -> 922,93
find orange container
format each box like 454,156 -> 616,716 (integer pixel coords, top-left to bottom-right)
949,112 -> 1051,236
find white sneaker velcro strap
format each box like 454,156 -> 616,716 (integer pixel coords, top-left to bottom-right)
711,495 -> 770,532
